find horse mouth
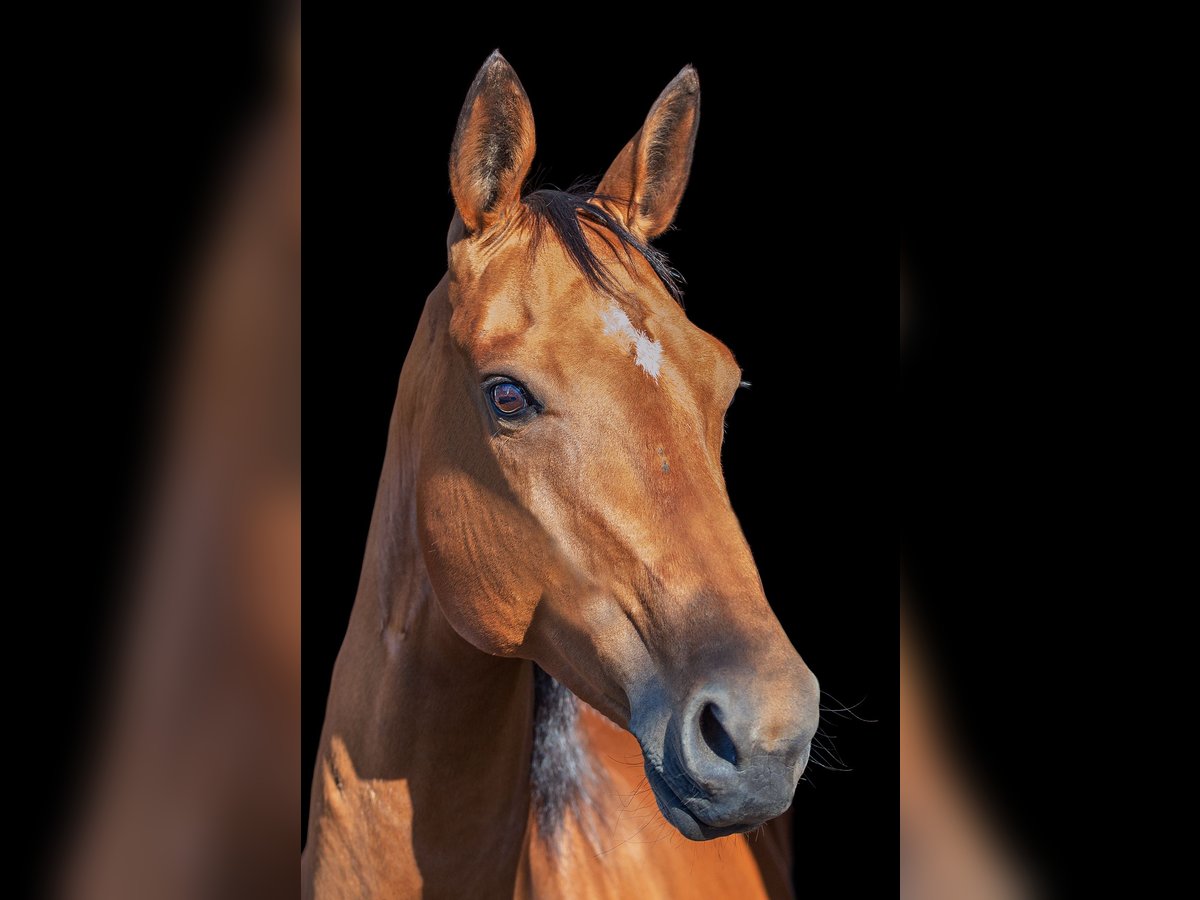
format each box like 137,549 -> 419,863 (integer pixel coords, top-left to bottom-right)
644,761 -> 758,841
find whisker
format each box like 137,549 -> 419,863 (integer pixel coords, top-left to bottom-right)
819,691 -> 876,722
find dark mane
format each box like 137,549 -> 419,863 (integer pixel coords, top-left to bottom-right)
521,187 -> 684,303
530,665 -> 597,845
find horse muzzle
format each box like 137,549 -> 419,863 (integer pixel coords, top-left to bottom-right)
634,662 -> 819,841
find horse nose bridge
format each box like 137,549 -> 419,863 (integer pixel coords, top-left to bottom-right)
640,587 -> 777,673
663,505 -> 764,599
639,545 -> 785,666
655,607 -> 806,701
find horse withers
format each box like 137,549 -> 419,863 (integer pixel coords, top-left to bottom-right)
303,52 -> 819,899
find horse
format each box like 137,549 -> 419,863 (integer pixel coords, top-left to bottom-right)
301,51 -> 819,899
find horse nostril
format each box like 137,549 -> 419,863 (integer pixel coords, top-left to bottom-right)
699,702 -> 737,767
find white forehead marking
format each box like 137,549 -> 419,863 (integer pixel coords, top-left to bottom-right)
600,303 -> 663,379
634,333 -> 663,378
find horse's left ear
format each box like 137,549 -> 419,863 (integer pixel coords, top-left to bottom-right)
597,66 -> 700,240
450,51 -> 536,234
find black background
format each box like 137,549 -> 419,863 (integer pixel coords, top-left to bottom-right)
305,36 -> 891,895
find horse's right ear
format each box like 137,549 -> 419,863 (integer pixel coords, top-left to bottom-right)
449,51 -> 535,235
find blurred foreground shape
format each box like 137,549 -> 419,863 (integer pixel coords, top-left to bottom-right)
58,14 -> 300,900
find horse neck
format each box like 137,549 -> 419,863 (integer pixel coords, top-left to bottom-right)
307,274 -> 535,894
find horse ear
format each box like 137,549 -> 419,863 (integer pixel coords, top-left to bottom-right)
450,51 -> 536,234
596,66 -> 700,240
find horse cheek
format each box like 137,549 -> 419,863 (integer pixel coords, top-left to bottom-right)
417,470 -> 540,656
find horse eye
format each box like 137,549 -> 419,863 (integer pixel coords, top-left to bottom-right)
490,381 -> 529,416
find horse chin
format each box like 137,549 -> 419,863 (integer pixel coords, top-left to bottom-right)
644,759 -> 758,842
